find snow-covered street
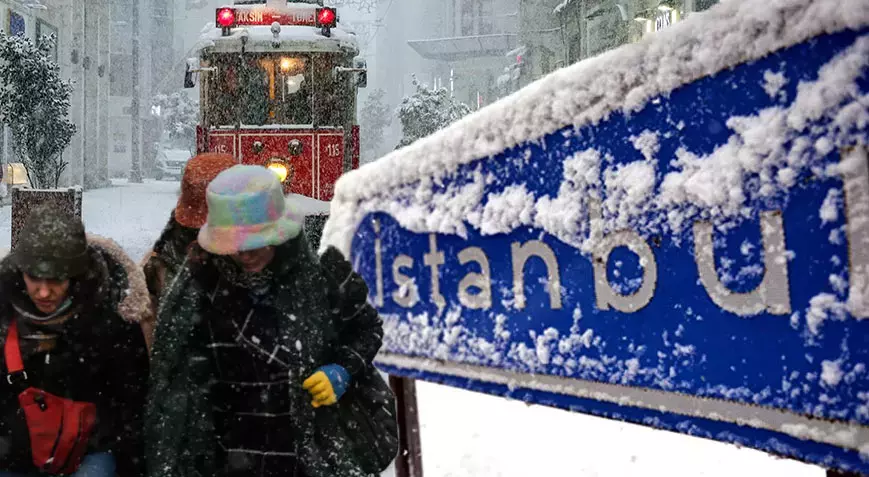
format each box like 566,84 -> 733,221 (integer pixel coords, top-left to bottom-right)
0,180 -> 181,264
0,180 -> 825,477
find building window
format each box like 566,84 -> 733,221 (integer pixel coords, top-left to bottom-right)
110,54 -> 134,96
36,20 -> 59,62
8,10 -> 25,36
478,0 -> 494,35
694,0 -> 718,12
152,3 -> 170,19
111,0 -> 134,55
460,0 -> 495,36
461,0 -> 475,36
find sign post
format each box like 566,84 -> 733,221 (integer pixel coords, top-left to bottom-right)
322,0 -> 869,474
389,376 -> 424,477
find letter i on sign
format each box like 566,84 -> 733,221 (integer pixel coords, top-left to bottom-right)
842,147 -> 869,318
374,219 -> 384,307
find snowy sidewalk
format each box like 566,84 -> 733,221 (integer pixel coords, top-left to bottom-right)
0,179 -> 180,262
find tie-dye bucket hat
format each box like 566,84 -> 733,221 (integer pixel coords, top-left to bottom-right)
198,165 -> 303,255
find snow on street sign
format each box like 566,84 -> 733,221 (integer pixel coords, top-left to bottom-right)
322,0 -> 869,473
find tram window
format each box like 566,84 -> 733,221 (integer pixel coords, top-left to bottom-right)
211,59 -> 239,126
271,55 -> 313,125
206,54 -> 313,127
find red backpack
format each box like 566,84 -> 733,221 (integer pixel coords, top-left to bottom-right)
4,320 -> 98,475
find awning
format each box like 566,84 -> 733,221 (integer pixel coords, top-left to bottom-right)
408,33 -> 519,61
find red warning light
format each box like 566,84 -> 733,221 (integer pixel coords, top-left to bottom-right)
216,8 -> 236,28
316,8 -> 337,28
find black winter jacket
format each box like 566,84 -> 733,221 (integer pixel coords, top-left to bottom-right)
146,235 -> 385,477
0,238 -> 150,477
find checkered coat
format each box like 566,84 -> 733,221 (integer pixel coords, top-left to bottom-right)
144,235 -> 385,477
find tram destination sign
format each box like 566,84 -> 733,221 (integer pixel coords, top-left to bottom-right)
232,5 -> 316,27
326,3 -> 869,474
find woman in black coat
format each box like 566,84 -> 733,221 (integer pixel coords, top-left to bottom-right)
146,166 -> 395,477
0,207 -> 150,477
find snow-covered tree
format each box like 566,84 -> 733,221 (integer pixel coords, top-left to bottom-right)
396,76 -> 471,149
359,88 -> 391,162
0,33 -> 75,188
152,92 -> 199,151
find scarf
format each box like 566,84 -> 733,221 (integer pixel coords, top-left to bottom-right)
11,298 -> 78,357
212,257 -> 275,300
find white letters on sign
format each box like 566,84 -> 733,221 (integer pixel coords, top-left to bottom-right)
238,10 -> 264,24
842,147 -> 869,318
325,143 -> 342,157
694,211 -> 792,316
511,241 -> 562,310
424,234 -> 447,310
589,200 -> 658,313
373,219 -> 384,307
369,151 -> 869,319
458,247 -> 493,310
392,254 -> 420,308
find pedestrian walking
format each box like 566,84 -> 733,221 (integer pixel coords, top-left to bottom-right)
0,206 -> 150,477
141,152 -> 236,350
146,165 -> 397,477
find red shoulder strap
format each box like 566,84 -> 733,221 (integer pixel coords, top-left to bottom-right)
5,320 -> 24,374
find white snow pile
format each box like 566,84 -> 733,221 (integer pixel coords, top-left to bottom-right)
321,0 -> 869,257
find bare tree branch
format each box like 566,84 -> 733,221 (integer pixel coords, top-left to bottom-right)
325,0 -> 377,14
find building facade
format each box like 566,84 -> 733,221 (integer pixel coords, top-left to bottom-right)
108,0 -> 175,179
406,0 -> 520,110
560,0 -> 720,62
0,0 -> 112,189
505,0 -> 721,95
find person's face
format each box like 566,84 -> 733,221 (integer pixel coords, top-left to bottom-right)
231,246 -> 276,273
22,273 -> 71,314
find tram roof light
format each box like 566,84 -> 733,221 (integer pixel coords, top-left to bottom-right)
216,8 -> 236,28
316,8 -> 337,28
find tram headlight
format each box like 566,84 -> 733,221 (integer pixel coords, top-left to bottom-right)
267,158 -> 290,183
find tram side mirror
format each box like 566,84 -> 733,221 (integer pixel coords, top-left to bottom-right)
184,58 -> 198,88
354,57 -> 367,88
184,66 -> 195,88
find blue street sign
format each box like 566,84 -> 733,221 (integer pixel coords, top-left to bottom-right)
324,2 -> 869,473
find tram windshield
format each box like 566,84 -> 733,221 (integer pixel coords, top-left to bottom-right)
207,53 -> 314,127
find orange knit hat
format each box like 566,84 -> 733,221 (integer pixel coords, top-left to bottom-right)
175,153 -> 238,229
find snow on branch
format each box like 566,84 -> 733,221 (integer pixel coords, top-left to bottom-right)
0,33 -> 75,188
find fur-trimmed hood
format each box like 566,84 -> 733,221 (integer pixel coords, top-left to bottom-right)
0,235 -> 152,326
87,234 -> 152,325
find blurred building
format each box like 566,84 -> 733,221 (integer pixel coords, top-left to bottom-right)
370,0 -> 520,148
0,0 -> 112,189
406,0 -> 520,110
108,0 -> 175,179
505,0 -> 721,95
